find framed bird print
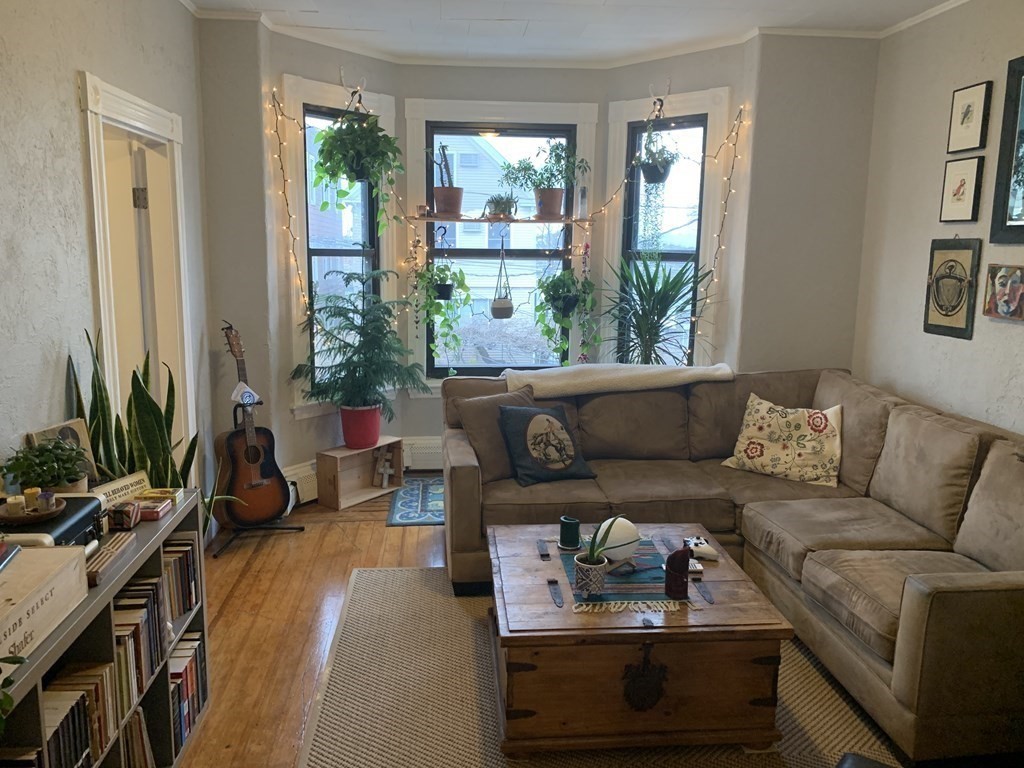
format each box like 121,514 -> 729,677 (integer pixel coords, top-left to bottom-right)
947,81 -> 992,153
940,156 -> 984,222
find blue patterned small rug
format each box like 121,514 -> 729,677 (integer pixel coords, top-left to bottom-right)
387,476 -> 445,527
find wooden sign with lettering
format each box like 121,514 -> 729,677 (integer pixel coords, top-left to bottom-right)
0,547 -> 88,673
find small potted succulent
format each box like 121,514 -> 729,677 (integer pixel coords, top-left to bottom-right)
484,192 -> 517,220
499,140 -> 590,219
2,438 -> 89,493
574,515 -> 639,598
639,125 -> 679,184
426,144 -> 463,217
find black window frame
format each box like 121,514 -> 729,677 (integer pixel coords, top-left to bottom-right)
424,121 -> 577,378
618,113 -> 708,365
302,103 -> 380,367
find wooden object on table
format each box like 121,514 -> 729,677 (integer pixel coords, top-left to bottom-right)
487,523 -> 793,756
1,492 -> 211,768
316,436 -> 404,510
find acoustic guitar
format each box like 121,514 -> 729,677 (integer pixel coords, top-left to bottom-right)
213,324 -> 290,527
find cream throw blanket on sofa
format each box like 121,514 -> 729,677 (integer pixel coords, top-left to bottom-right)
501,363 -> 734,398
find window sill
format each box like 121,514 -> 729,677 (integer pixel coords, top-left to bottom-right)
409,380 -> 444,400
291,402 -> 337,421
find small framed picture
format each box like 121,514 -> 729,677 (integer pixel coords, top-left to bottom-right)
981,263 -> 1024,321
923,238 -> 981,339
947,81 -> 992,153
940,156 -> 984,222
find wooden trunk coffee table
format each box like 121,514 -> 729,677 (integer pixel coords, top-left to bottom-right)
487,523 -> 793,756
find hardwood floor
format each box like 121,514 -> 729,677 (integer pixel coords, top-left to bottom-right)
182,497 -> 446,768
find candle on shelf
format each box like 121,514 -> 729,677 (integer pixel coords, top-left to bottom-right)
22,487 -> 41,510
5,495 -> 26,514
36,491 -> 56,512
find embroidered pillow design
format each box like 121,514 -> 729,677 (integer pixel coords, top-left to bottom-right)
723,393 -> 842,487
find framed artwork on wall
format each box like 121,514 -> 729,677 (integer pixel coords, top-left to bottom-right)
923,238 -> 981,339
947,81 -> 992,153
990,56 -> 1024,244
981,264 -> 1024,321
940,156 -> 984,222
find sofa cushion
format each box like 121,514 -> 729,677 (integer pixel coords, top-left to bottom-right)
589,459 -> 735,531
869,405 -> 984,544
442,376 -> 506,428
695,459 -> 860,516
688,370 -> 824,460
453,386 -> 535,483
498,405 -> 595,486
813,370 -> 900,495
954,440 -> 1024,571
482,477 -> 610,526
802,549 -> 988,662
742,497 -> 952,581
722,393 -> 842,486
577,389 -> 688,460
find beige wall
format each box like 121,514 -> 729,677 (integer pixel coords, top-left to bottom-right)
0,0 -> 209,468
853,0 -> 1024,432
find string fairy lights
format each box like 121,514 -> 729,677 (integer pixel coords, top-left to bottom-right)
269,79 -> 747,362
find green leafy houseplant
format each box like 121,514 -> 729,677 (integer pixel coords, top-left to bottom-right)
410,262 -> 472,376
534,269 -> 600,362
639,124 -> 680,183
314,113 -> 404,234
292,269 -> 431,421
577,515 -> 640,566
499,140 -> 591,191
484,192 -> 517,218
605,255 -> 713,365
1,438 -> 87,490
1,655 -> 26,738
69,332 -> 197,488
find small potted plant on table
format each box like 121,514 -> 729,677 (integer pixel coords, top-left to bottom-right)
2,438 -> 89,493
499,140 -> 590,220
292,268 -> 431,449
484,192 -> 517,220
574,515 -> 639,598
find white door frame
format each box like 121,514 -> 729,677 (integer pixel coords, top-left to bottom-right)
79,71 -> 197,460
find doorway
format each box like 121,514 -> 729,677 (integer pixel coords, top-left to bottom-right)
81,72 -> 196,474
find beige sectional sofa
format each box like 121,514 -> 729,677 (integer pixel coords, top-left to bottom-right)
440,368 -> 1024,760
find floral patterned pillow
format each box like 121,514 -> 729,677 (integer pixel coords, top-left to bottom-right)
722,394 -> 842,487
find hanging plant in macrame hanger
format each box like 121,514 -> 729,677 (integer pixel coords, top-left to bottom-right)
490,229 -> 514,319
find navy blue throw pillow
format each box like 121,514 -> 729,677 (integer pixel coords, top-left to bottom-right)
498,405 -> 596,487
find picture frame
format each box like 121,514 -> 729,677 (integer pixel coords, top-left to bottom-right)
990,56 -> 1024,244
923,238 -> 982,339
947,81 -> 992,153
27,417 -> 99,481
940,156 -> 984,222
981,263 -> 1024,321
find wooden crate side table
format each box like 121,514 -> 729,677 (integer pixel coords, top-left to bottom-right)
316,436 -> 404,510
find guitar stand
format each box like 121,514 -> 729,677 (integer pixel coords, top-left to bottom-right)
211,520 -> 305,559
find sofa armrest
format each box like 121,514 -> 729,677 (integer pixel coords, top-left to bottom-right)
892,571 -> 1024,716
443,428 -> 483,555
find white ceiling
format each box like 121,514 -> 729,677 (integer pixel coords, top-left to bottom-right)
187,0 -> 964,67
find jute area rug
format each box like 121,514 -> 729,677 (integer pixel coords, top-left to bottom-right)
299,568 -> 903,768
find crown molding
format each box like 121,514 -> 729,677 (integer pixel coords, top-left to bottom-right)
881,0 -> 973,37
180,0 -> 973,68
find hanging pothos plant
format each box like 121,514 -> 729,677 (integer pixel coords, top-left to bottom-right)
409,260 -> 472,376
535,268 -> 600,364
313,113 -> 404,234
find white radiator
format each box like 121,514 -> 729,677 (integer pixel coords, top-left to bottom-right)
404,436 -> 443,470
282,460 -> 318,505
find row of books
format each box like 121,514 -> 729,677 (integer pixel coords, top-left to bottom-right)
170,632 -> 209,756
162,534 -> 200,621
45,663 -> 117,763
114,578 -> 168,718
42,689 -> 90,768
122,709 -> 157,768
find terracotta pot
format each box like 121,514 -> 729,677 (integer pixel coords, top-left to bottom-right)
434,283 -> 454,300
45,475 -> 88,494
490,298 -> 514,319
340,405 -> 382,449
533,188 -> 565,219
574,553 -> 608,598
433,187 -> 464,216
640,162 -> 671,184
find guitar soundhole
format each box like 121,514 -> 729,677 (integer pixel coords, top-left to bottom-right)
243,445 -> 262,465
